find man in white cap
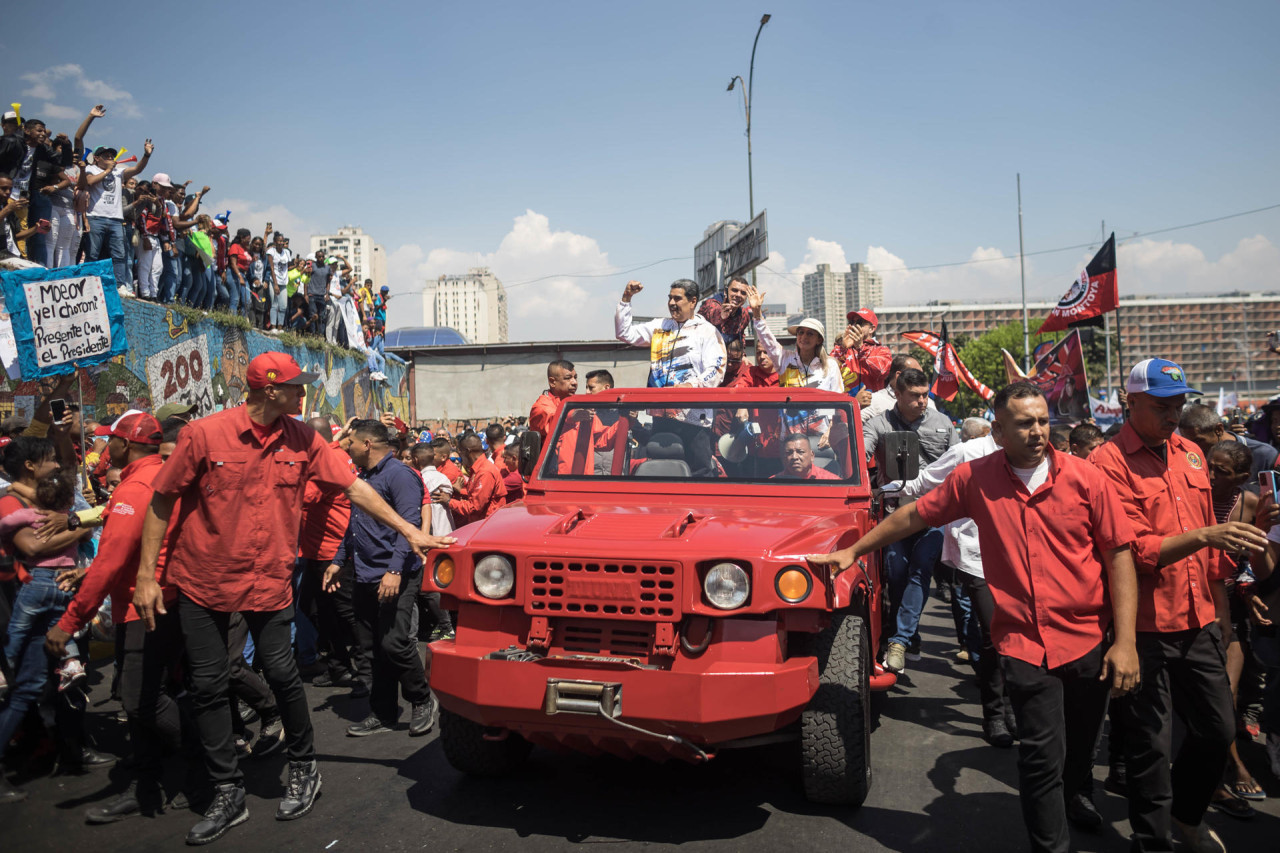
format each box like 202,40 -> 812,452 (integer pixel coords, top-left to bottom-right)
1091,358 -> 1268,853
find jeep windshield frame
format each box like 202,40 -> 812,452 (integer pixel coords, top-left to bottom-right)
535,392 -> 862,488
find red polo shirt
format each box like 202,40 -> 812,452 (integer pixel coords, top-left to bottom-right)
152,406 -> 358,612
915,447 -> 1135,668
299,441 -> 355,562
771,465 -> 840,480
1089,423 -> 1224,633
59,454 -> 178,634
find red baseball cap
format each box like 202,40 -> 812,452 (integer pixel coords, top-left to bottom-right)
111,413 -> 163,445
846,307 -> 879,327
246,352 -> 320,390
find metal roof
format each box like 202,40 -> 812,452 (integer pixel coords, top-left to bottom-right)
382,327 -> 470,348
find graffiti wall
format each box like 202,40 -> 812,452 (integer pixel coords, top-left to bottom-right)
0,300 -> 409,425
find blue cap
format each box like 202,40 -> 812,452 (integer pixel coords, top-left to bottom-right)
1125,358 -> 1199,398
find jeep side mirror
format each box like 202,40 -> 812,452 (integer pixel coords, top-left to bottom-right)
519,430 -> 542,480
880,431 -> 920,482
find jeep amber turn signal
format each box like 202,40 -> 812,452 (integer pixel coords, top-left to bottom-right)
775,567 -> 812,603
704,562 -> 750,610
474,554 -> 515,599
434,555 -> 455,588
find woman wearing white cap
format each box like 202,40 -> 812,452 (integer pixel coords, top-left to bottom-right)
746,285 -> 843,444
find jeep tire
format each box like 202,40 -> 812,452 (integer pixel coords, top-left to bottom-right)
440,708 -> 533,777
800,610 -> 872,806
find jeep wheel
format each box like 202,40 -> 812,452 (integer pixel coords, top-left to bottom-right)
800,611 -> 872,806
439,708 -> 533,777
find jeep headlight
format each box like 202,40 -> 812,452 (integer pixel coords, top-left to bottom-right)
704,562 -> 750,610
474,554 -> 515,599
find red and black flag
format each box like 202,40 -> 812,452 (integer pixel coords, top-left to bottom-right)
1040,233 -> 1117,333
901,321 -> 994,402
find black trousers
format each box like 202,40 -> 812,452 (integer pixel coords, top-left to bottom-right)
120,613 -> 184,780
352,572 -> 431,723
178,595 -> 314,785
416,590 -> 452,638
1001,642 -> 1110,853
961,574 -> 1010,725
297,557 -> 362,675
1121,624 -> 1234,850
227,612 -> 279,721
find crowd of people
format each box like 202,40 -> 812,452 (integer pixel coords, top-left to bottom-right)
0,257 -> 1276,853
0,106 -> 391,350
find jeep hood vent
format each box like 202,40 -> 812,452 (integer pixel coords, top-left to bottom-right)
547,510 -> 703,541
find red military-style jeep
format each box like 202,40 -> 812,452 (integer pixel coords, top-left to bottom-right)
423,387 -> 912,805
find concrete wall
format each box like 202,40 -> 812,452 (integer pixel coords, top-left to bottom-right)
405,342 -> 653,421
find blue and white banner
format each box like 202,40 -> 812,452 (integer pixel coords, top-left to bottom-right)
0,260 -> 130,378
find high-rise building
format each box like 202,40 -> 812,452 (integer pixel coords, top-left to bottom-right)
801,263 -> 884,339
310,226 -> 386,291
423,267 -> 509,344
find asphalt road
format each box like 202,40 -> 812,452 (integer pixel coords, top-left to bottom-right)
5,600 -> 1280,852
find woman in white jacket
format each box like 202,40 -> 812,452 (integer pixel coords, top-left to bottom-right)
747,285 -> 843,444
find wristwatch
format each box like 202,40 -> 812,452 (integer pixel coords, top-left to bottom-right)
66,512 -> 81,531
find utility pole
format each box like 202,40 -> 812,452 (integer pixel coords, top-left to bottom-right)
727,14 -> 771,288
1017,174 -> 1030,371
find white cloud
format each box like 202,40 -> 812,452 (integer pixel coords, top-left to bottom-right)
388,210 -> 616,340
870,244 -> 1025,305
38,104 -> 81,121
20,64 -> 141,119
754,237 -> 855,314
1117,235 -> 1280,296
210,198 -> 318,248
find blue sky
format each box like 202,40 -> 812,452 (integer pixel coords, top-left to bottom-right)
5,1 -> 1278,340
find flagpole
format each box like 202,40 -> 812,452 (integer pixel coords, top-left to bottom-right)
1018,173 -> 1030,371
1102,221 -> 1112,395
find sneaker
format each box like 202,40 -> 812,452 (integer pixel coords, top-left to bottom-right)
313,669 -> 355,688
275,760 -> 321,821
983,717 -> 1014,748
884,643 -> 907,674
84,781 -> 147,824
236,701 -> 260,726
253,716 -> 285,759
1104,764 -> 1128,797
346,714 -> 393,737
348,681 -> 370,699
0,772 -> 27,804
1171,817 -> 1226,853
428,626 -> 456,642
409,697 -> 438,737
905,639 -> 922,662
955,648 -> 972,663
58,659 -> 88,692
186,783 -> 248,845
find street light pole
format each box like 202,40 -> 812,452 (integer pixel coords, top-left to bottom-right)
728,14 -> 770,288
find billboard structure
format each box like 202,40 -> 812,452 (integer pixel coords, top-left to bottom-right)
692,211 -> 768,298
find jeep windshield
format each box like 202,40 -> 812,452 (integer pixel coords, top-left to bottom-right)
538,399 -> 860,484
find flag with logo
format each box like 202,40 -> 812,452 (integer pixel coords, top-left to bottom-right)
901,322 -> 994,402
1002,329 -> 1091,423
1040,233 -> 1118,333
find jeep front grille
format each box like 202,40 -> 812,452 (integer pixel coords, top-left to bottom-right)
557,620 -> 655,657
527,559 -> 680,621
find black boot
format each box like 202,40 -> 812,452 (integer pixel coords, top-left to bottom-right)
85,779 -> 156,824
276,760 -> 321,821
186,783 -> 248,845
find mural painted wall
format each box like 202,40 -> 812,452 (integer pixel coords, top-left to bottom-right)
0,300 -> 409,424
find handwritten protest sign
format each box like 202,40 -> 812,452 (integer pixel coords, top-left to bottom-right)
146,336 -> 214,414
0,260 -> 129,378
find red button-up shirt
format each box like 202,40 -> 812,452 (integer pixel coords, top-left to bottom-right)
1089,423 -> 1224,633
59,454 -> 178,634
915,447 -> 1135,668
151,406 -> 358,612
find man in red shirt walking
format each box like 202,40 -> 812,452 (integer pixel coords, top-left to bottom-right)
132,353 -> 453,846
811,382 -> 1141,853
1091,359 -> 1266,853
45,413 -> 179,823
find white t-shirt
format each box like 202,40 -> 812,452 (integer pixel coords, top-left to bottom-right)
1012,457 -> 1050,495
328,268 -> 343,298
85,165 -> 127,219
266,247 -> 292,289
421,466 -> 454,535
